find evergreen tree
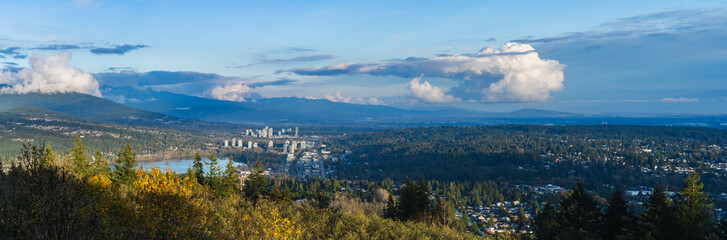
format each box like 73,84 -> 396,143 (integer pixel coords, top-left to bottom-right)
638,186 -> 681,240
458,207 -> 469,232
269,184 -> 283,201
206,154 -> 226,196
332,179 -> 341,192
243,160 -> 268,204
223,157 -> 240,197
397,179 -> 430,222
516,206 -> 530,233
16,142 -> 46,169
91,149 -> 110,177
42,145 -> 57,167
69,135 -> 90,176
415,178 -> 431,221
557,181 -> 601,239
312,189 -> 330,210
384,194 -> 399,219
534,201 -> 559,240
112,143 -> 137,185
601,189 -> 635,240
432,198 -> 456,227
282,184 -> 292,202
676,172 -> 714,239
206,154 -> 220,179
184,167 -> 197,184
192,152 -> 204,184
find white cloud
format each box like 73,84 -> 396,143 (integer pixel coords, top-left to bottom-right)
288,42 -> 565,103
324,92 -> 385,105
107,95 -> 139,104
660,97 -> 698,102
406,77 -> 458,103
208,83 -> 251,102
0,53 -> 101,97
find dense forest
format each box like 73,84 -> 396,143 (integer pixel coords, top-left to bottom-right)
331,125 -> 727,195
532,177 -> 727,239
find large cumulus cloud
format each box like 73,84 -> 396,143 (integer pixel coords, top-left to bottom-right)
284,42 -> 565,102
406,76 -> 458,103
208,83 -> 252,102
0,53 -> 101,96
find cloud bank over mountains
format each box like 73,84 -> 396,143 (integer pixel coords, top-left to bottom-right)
285,42 -> 565,103
0,53 -> 101,96
323,92 -> 385,105
208,82 -> 253,102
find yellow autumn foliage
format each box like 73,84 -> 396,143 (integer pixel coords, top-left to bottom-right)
87,174 -> 112,188
236,204 -> 301,239
134,165 -> 195,197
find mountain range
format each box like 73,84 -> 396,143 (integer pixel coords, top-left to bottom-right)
1,88 -> 726,128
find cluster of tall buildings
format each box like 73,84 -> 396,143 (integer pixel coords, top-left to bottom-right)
224,138 -> 259,149
283,140 -> 307,154
245,126 -> 298,138
220,126 -> 308,154
221,137 -> 309,155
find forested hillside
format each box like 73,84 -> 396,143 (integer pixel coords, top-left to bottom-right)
0,107 -> 216,162
0,140 -> 487,239
332,125 -> 727,194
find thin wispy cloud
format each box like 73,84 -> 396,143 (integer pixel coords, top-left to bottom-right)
32,44 -> 82,51
287,47 -> 316,52
0,47 -> 26,59
106,67 -> 136,72
268,54 -> 335,63
513,9 -> 727,44
660,97 -> 699,102
91,44 -> 148,55
248,78 -> 298,88
234,54 -> 336,68
1,61 -> 21,72
95,71 -> 242,87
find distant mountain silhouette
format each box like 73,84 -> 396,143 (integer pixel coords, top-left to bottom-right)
100,86 -> 433,124
0,93 -> 184,126
3,89 -> 724,128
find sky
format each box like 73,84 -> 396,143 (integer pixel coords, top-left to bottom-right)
1,0 -> 726,114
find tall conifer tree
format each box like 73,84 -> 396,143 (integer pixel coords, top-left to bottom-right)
70,135 -> 90,176
638,186 -> 681,240
676,172 -> 714,239
192,152 -> 204,184
243,160 -> 268,204
112,143 -> 137,185
602,189 -> 635,240
557,181 -> 601,239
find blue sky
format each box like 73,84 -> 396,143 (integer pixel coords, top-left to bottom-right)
1,0 -> 726,114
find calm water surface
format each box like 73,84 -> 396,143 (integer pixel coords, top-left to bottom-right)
140,158 -> 244,173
